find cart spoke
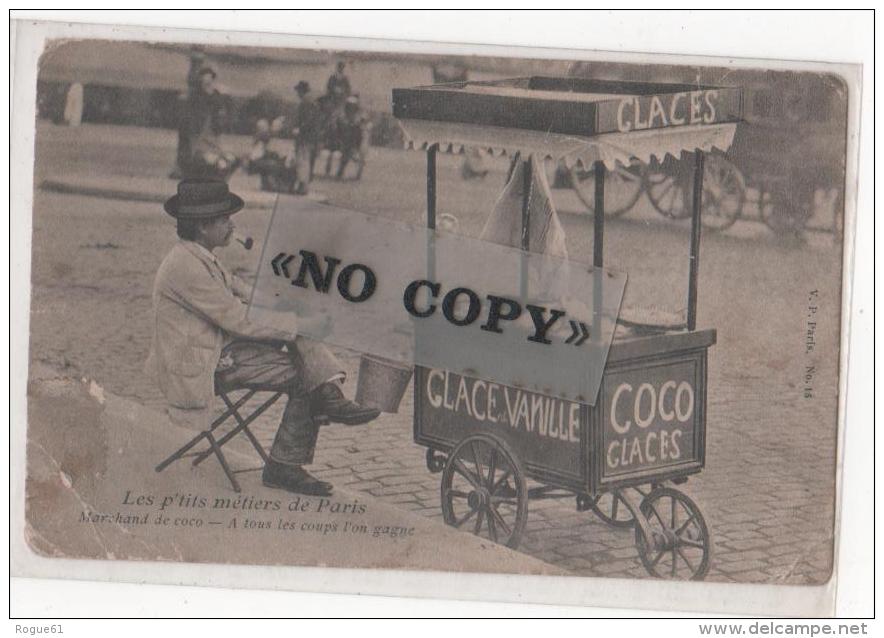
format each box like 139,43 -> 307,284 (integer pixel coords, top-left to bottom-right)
671,548 -> 678,577
474,508 -> 485,535
678,538 -> 706,550
445,489 -> 470,500
649,549 -> 666,569
486,448 -> 497,488
489,505 -> 513,538
671,495 -> 677,528
721,172 -> 735,191
453,508 -> 477,529
676,189 -> 687,211
491,469 -> 512,495
674,513 -> 699,537
660,185 -> 677,211
452,459 -> 481,489
490,497 -> 516,506
676,546 -> 696,573
486,508 -> 498,542
470,441 -> 483,483
656,177 -> 675,199
672,187 -> 688,212
646,502 -> 667,529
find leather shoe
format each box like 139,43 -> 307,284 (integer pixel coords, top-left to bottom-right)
310,383 -> 380,426
262,461 -> 334,496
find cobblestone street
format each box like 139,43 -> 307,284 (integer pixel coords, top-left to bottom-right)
28,123 -> 844,584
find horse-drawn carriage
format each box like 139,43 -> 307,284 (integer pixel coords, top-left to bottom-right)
566,72 -> 846,236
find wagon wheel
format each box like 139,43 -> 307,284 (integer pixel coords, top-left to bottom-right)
763,186 -> 813,236
440,434 -> 528,549
569,159 -> 644,218
586,484 -> 657,528
700,154 -> 746,231
634,487 -> 711,581
644,158 -> 693,220
645,155 -> 746,231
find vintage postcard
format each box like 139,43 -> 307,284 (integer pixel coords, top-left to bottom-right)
10,16 -> 863,616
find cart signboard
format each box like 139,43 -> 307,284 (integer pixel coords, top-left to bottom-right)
393,76 -> 743,138
597,87 -> 743,134
416,334 -> 711,495
599,354 -> 706,484
415,367 -> 587,486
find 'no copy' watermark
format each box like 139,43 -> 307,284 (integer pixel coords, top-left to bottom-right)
248,198 -> 626,405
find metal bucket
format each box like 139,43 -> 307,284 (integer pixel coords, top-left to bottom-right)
354,354 -> 414,414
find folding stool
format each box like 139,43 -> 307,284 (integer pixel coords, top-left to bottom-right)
155,387 -> 284,492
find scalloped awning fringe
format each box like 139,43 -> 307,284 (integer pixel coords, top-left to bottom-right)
399,119 -> 738,170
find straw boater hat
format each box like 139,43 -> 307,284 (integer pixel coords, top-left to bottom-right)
164,179 -> 244,219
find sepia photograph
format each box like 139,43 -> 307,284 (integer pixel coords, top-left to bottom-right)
9,12 -> 869,619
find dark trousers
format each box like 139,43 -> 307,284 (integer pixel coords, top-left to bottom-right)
175,128 -> 191,172
215,341 -> 319,467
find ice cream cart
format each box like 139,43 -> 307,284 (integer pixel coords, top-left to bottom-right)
392,76 -> 741,580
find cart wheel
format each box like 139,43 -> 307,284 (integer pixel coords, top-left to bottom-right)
440,434 -> 528,549
644,158 -> 693,220
700,154 -> 746,232
634,487 -> 711,581
569,160 -> 644,218
585,484 -> 657,528
645,155 -> 745,231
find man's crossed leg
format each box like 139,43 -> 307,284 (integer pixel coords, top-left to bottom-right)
215,340 -> 379,496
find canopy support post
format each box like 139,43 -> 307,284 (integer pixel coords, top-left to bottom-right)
426,144 -> 438,282
426,144 -> 438,229
592,161 -> 606,348
687,150 -> 705,331
593,162 -> 605,268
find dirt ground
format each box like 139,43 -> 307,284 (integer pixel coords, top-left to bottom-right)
27,121 -> 845,584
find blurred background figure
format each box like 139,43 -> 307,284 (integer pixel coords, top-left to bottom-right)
316,92 -> 339,177
182,66 -> 239,180
330,95 -> 370,180
288,80 -> 322,194
246,117 -> 295,192
326,60 -> 351,108
170,49 -> 207,178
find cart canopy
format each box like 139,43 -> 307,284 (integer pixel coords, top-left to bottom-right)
393,76 -> 741,168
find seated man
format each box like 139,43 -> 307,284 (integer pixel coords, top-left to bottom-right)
246,118 -> 295,193
146,179 -> 380,496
